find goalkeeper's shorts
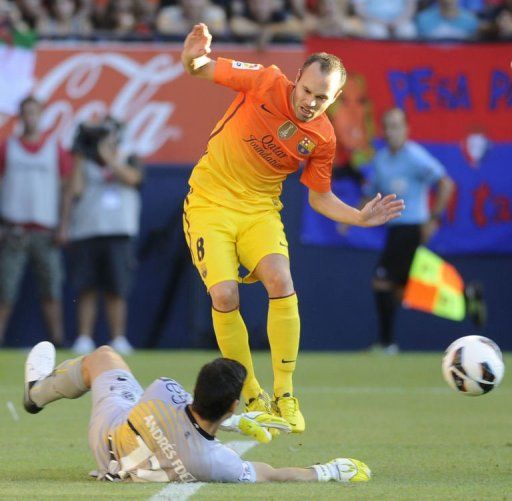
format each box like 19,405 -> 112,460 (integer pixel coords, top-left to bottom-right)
88,369 -> 144,479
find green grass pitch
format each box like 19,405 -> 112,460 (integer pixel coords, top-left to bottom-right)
1,349 -> 511,500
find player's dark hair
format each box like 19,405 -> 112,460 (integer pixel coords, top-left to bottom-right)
192,358 -> 247,422
19,96 -> 41,114
302,52 -> 347,88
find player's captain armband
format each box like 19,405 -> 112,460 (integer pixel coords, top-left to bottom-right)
232,61 -> 262,71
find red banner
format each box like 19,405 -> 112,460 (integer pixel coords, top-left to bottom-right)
0,43 -> 303,164
307,38 -> 511,143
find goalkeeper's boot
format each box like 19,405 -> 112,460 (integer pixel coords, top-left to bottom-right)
272,393 -> 305,433
23,341 -> 56,414
245,391 -> 279,437
312,458 -> 371,483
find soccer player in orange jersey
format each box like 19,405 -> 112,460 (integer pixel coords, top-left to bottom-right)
181,23 -> 404,432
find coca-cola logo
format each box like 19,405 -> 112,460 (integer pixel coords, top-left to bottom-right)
34,51 -> 184,157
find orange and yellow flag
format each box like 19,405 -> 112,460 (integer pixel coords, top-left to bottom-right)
403,246 -> 465,321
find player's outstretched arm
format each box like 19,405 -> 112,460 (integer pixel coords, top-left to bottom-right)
252,462 -> 317,482
251,457 -> 371,483
181,23 -> 216,80
309,189 -> 404,227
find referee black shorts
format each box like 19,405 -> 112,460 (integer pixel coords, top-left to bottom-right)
374,224 -> 422,286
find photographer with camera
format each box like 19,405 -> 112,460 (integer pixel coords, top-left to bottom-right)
62,117 -> 144,355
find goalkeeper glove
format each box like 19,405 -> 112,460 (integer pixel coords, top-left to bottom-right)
220,412 -> 291,443
311,458 -> 371,483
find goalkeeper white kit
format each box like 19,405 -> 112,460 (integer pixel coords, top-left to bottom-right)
88,371 -> 257,483
24,342 -> 369,486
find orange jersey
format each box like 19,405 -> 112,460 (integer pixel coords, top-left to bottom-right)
188,58 -> 336,212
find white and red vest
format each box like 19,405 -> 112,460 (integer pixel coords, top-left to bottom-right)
1,136 -> 60,229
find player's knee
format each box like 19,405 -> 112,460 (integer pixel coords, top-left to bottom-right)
88,345 -> 124,366
84,345 -> 130,385
85,345 -> 115,366
264,272 -> 294,297
210,283 -> 239,311
95,345 -> 116,356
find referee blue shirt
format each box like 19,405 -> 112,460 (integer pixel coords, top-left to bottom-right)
365,141 -> 446,225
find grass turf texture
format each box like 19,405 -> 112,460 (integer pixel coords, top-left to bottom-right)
1,350 -> 511,500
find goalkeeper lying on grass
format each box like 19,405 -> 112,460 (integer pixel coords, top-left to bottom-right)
23,342 -> 371,484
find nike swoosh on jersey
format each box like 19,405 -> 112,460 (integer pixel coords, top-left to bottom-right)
260,103 -> 275,115
281,359 -> 296,364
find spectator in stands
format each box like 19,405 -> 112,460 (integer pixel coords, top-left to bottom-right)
416,0 -> 480,39
352,0 -> 418,39
304,0 -> 364,37
230,0 -> 303,49
0,0 -> 34,41
100,0 -> 151,35
495,0 -> 512,37
458,0 -> 504,17
38,0 -> 92,37
156,0 -> 228,37
64,117 -> 144,355
16,0 -> 48,30
0,97 -> 71,347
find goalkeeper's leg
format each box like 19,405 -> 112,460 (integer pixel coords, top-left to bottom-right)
24,343 -> 129,413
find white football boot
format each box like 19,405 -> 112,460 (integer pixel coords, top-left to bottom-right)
23,341 -> 56,414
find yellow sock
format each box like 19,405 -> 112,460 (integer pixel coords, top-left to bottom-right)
211,308 -> 261,402
267,293 -> 300,397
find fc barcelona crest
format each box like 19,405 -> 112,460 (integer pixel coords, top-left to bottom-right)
297,136 -> 316,155
278,121 -> 297,140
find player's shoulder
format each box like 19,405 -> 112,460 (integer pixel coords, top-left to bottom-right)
257,63 -> 288,88
308,113 -> 336,145
142,377 -> 192,407
404,140 -> 433,159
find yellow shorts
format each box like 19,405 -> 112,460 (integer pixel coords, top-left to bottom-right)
183,189 -> 289,290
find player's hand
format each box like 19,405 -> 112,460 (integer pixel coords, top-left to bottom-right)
183,23 -> 212,61
359,193 -> 404,227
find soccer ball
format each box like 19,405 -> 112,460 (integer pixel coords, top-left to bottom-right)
442,335 -> 505,396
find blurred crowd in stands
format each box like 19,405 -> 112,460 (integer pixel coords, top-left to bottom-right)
0,0 -> 511,46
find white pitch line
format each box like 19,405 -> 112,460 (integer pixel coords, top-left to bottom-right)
6,401 -> 19,421
150,440 -> 258,501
